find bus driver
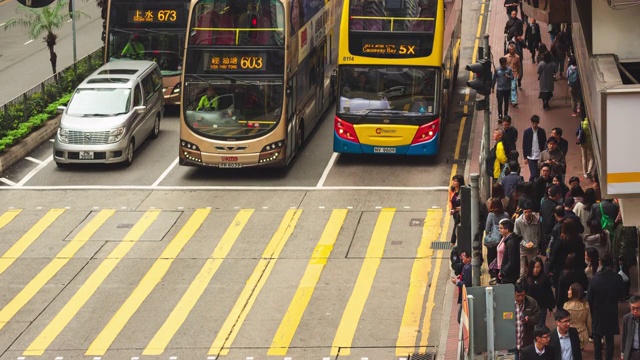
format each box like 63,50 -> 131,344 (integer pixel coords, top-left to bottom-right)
197,86 -> 218,111
121,34 -> 145,59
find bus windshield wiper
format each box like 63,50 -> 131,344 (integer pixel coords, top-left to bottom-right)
223,75 -> 256,85
353,109 -> 378,124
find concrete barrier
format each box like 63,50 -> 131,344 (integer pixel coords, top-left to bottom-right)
0,115 -> 61,175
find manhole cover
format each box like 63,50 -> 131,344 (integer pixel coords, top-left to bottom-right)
410,353 -> 436,360
409,218 -> 424,227
116,223 -> 134,229
430,241 -> 451,250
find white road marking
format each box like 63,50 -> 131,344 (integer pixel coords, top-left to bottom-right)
25,156 -> 43,164
0,23 -> 6,27
403,206 -> 411,209
151,157 -> 178,187
17,357 -> 25,360
0,178 -> 16,186
67,19 -> 72,22
0,185 -> 449,191
207,357 -> 217,360
24,39 -> 33,45
361,358 -> 369,360
284,357 -> 292,360
16,155 -> 53,186
375,206 -> 382,209
49,138 -> 55,142
169,357 -> 177,360
130,357 -> 137,360
262,206 -> 269,209
36,206 -> 42,210
316,152 -> 338,187
55,357 -> 63,360
319,206 -> 325,209
246,357 -> 254,360
93,357 -> 102,360
323,357 -> 331,360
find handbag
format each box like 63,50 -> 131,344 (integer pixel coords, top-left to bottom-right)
484,223 -> 502,248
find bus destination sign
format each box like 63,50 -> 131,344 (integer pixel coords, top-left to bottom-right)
128,9 -> 181,24
208,54 -> 266,72
361,39 -> 420,57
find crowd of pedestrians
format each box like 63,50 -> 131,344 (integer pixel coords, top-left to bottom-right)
448,3 -> 640,360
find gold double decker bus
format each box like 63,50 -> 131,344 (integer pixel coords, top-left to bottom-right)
103,0 -> 190,105
179,0 -> 339,167
333,0 -> 461,155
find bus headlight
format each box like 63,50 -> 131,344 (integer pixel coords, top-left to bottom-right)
181,139 -> 202,163
172,82 -> 181,94
258,140 -> 284,163
58,128 -> 69,143
108,127 -> 126,143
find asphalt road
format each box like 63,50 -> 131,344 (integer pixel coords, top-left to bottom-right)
0,0 -> 103,104
0,0 -> 480,357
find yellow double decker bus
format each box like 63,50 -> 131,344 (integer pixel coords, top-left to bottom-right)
179,0 -> 339,167
334,0 -> 461,155
103,0 -> 190,105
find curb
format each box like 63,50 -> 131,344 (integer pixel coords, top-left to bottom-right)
0,115 -> 60,175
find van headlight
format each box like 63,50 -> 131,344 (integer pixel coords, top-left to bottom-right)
108,127 -> 125,143
58,128 -> 69,143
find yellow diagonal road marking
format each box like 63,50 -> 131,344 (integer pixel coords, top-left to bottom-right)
0,209 -> 64,276
0,209 -> 21,230
86,208 -> 210,356
144,209 -> 254,355
209,209 -> 302,356
268,209 -> 348,356
24,210 -> 160,356
0,209 -> 114,332
396,208 -> 443,354
331,208 -> 395,356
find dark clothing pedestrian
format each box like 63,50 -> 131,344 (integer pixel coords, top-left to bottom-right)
520,344 -> 554,360
497,90 -> 510,120
505,16 -> 524,40
502,172 -> 523,199
523,126 -> 547,182
550,136 -> 569,158
522,273 -> 555,326
451,190 -> 462,244
505,0 -> 519,14
525,22 -> 542,62
587,267 -> 625,360
539,197 -> 558,249
550,327 -> 583,360
456,262 -> 472,304
520,295 -> 542,347
500,233 -> 521,284
556,269 -> 589,309
493,66 -> 514,119
504,126 -> 519,153
538,59 -> 558,109
549,235 -> 586,286
588,199 -> 619,227
621,312 -> 640,360
533,175 -> 552,209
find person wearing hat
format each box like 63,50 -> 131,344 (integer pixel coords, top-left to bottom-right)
121,34 -> 145,59
522,115 -> 547,182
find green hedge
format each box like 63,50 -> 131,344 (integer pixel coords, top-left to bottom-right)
0,48 -> 103,152
0,93 -> 72,152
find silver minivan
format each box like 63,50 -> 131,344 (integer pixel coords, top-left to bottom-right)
53,60 -> 164,167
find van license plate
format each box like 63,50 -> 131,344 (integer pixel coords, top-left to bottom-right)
219,162 -> 242,168
374,147 -> 396,153
79,151 -> 94,160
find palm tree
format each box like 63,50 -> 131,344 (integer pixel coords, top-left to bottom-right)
4,0 -> 89,75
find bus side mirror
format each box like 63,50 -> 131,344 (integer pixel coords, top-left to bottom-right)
443,79 -> 450,90
286,85 -> 293,97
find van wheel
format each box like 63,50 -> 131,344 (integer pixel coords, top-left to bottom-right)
150,115 -> 161,139
124,140 -> 135,167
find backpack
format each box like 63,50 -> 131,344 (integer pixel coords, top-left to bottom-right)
484,222 -> 502,247
576,122 -> 586,145
568,67 -> 579,88
450,246 -> 464,275
600,202 -> 615,232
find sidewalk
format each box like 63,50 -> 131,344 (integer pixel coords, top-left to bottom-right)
440,0 -> 632,358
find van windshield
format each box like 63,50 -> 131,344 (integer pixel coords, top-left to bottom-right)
67,88 -> 132,117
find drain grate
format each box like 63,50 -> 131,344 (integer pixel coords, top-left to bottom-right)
430,241 -> 451,250
409,353 -> 437,360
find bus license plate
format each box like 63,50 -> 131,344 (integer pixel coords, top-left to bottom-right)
79,151 -> 94,160
219,162 -> 242,168
374,147 -> 396,153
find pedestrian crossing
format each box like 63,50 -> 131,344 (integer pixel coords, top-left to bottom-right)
0,207 -> 449,358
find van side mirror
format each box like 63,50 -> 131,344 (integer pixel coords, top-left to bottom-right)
443,79 -> 450,90
56,106 -> 67,114
133,105 -> 146,114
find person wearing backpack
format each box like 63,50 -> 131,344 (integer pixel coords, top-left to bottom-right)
566,57 -> 581,117
577,117 -> 595,180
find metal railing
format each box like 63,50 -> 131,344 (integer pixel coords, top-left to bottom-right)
1,47 -> 103,127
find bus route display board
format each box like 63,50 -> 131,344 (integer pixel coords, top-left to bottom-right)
360,38 -> 420,57
205,53 -> 267,72
123,4 -> 186,25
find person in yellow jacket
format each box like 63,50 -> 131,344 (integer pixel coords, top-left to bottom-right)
197,86 -> 218,111
579,117 -> 595,179
121,34 -> 145,59
490,128 -> 508,181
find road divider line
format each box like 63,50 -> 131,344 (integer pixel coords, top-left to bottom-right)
17,156 -> 53,186
151,157 -> 178,187
25,157 -> 43,164
24,39 -> 33,45
0,209 -> 21,231
395,208 -> 443,355
0,185 -> 450,191
209,209 -> 302,356
24,210 -> 160,356
418,249 -> 444,352
0,178 -> 16,186
144,209 -> 254,355
331,208 -> 395,356
0,209 -> 114,332
454,117 -> 467,160
268,209 -> 348,356
0,209 -> 64,276
86,208 -> 211,356
317,153 -> 338,188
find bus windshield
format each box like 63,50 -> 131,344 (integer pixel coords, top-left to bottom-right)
107,31 -> 184,75
349,0 -> 437,32
183,79 -> 283,139
189,0 -> 285,46
338,66 -> 438,116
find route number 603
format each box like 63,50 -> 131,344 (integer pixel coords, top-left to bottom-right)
241,56 -> 264,69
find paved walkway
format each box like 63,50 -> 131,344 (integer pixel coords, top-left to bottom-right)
439,0 -> 633,358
